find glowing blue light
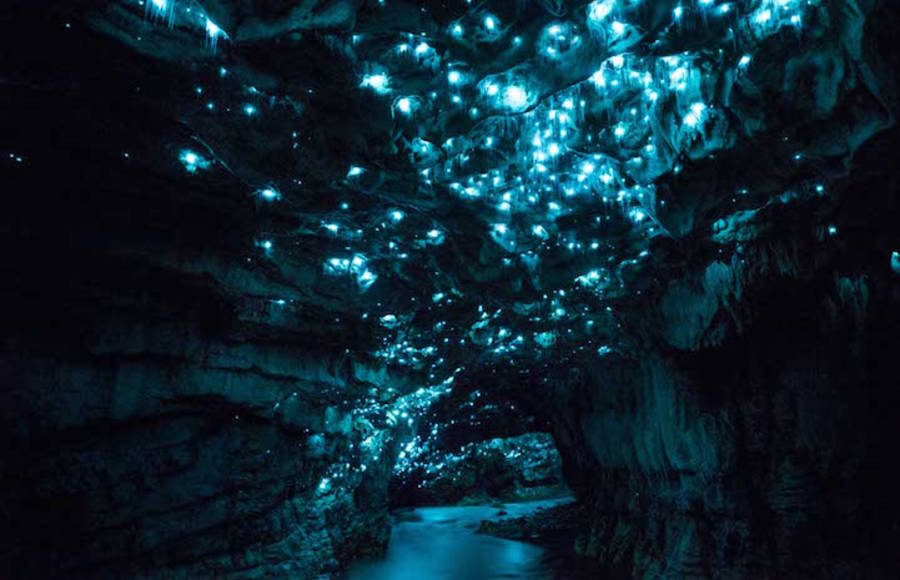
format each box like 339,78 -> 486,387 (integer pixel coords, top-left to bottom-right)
358,269 -> 377,289
738,54 -> 752,68
179,149 -> 210,173
149,0 -> 169,18
243,104 -> 257,116
390,210 -> 404,222
610,21 -> 626,37
673,5 -> 683,19
414,42 -> 431,55
683,102 -> 707,127
502,85 -> 528,110
331,257 -> 348,272
205,18 -> 226,49
669,66 -> 688,90
360,73 -> 390,94
447,70 -> 462,85
347,165 -> 364,178
426,229 -> 445,245
587,0 -> 616,23
323,223 -> 339,233
146,0 -> 173,25
258,187 -> 280,201
754,9 -> 772,24
205,19 -> 220,36
396,97 -> 412,114
451,23 -> 464,37
484,15 -> 497,31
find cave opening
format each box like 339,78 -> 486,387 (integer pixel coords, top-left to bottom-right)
344,385 -> 590,579
3,0 -> 900,578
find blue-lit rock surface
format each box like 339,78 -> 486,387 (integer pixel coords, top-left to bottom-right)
392,432 -> 566,506
2,0 -> 900,578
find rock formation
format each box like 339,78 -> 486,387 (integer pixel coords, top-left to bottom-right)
2,0 -> 899,577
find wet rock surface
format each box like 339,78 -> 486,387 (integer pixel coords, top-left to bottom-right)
477,499 -> 585,543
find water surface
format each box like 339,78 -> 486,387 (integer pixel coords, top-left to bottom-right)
345,498 -> 589,579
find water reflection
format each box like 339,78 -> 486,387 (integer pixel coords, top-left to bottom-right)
345,498 -> 592,579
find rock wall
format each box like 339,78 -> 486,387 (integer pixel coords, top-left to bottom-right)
508,5 -> 900,574
0,6 -> 403,577
1,312 -> 397,578
0,186 -> 400,577
532,126 -> 900,579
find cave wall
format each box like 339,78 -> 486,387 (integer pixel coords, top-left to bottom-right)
1,293 -> 396,578
0,169 -> 399,577
512,5 -> 900,575
538,126 -> 900,578
3,1 -> 900,578
0,7 -> 402,578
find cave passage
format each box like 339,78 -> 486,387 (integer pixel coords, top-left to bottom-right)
3,1 -> 900,579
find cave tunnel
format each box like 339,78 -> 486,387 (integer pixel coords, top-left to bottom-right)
2,0 -> 900,578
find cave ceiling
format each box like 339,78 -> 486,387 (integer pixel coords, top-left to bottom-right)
61,0 -> 894,438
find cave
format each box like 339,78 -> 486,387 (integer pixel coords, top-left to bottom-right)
2,0 -> 900,578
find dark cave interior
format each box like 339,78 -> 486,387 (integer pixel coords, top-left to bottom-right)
2,1 -> 900,578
